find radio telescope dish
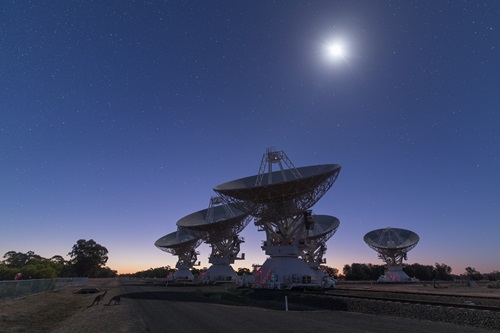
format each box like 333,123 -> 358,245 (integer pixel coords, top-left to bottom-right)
214,163 -> 341,219
214,147 -> 342,289
177,197 -> 251,284
364,227 -> 420,283
299,214 -> 340,287
176,198 -> 249,240
155,228 -> 202,282
306,215 -> 340,240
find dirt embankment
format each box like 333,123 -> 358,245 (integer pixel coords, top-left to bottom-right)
0,278 -> 142,333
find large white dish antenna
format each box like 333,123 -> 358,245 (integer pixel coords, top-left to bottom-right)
214,164 -> 341,219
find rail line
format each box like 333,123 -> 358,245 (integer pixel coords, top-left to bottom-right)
314,288 -> 500,312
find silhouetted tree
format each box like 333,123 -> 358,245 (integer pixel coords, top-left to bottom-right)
68,239 -> 109,277
465,267 -> 483,281
342,262 -> 451,281
3,251 -> 42,268
121,266 -> 174,278
320,265 -> 339,278
0,262 -> 16,280
365,263 -> 385,280
1,251 -> 65,279
237,267 -> 251,276
343,264 -> 351,278
191,267 -> 207,277
50,255 -> 66,265
405,263 -> 434,281
433,263 -> 453,280
484,271 -> 500,281
95,267 -> 118,278
343,263 -> 371,280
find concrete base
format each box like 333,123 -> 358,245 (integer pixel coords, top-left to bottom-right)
171,269 -> 194,282
256,256 -> 319,289
378,265 -> 414,282
203,264 -> 239,283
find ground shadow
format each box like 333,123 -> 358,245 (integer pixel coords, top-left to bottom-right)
118,287 -> 349,311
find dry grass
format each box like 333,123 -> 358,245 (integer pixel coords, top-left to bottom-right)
0,278 -> 143,333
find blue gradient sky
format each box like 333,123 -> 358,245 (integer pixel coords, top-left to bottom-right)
2,1 -> 499,275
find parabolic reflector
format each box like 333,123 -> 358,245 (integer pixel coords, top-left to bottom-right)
307,215 -> 340,240
176,204 -> 250,236
214,164 -> 341,218
154,228 -> 201,251
363,227 -> 419,252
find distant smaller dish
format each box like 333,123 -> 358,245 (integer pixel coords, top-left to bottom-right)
306,215 -> 340,240
176,204 -> 250,235
155,228 -> 201,250
364,227 -> 419,252
363,227 -> 420,283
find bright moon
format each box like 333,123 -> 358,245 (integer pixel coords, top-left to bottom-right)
326,43 -> 345,59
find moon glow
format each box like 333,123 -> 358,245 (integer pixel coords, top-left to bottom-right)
326,43 -> 346,59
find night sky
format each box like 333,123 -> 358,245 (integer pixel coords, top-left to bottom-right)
2,1 -> 499,275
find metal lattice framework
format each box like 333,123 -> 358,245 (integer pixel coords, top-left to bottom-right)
254,214 -> 303,246
300,215 -> 340,266
176,197 -> 251,263
255,147 -> 302,186
155,229 -> 202,269
213,148 -> 342,288
364,227 -> 419,267
214,163 -> 341,220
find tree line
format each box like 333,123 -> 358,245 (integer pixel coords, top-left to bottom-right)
119,263 -> 500,282
120,266 -> 252,279
4,241 -> 498,283
0,239 -> 116,280
340,263 -> 500,281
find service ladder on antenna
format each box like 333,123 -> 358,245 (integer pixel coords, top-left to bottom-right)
255,147 -> 302,186
205,196 -> 236,224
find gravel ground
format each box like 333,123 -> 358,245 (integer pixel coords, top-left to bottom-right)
309,294 -> 500,331
237,288 -> 500,331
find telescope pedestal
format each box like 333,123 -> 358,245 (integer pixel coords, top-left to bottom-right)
378,265 -> 412,283
256,247 -> 319,289
203,264 -> 239,283
172,269 -> 194,282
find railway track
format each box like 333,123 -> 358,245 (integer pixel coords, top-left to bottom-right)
284,287 -> 500,330
320,288 -> 500,312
